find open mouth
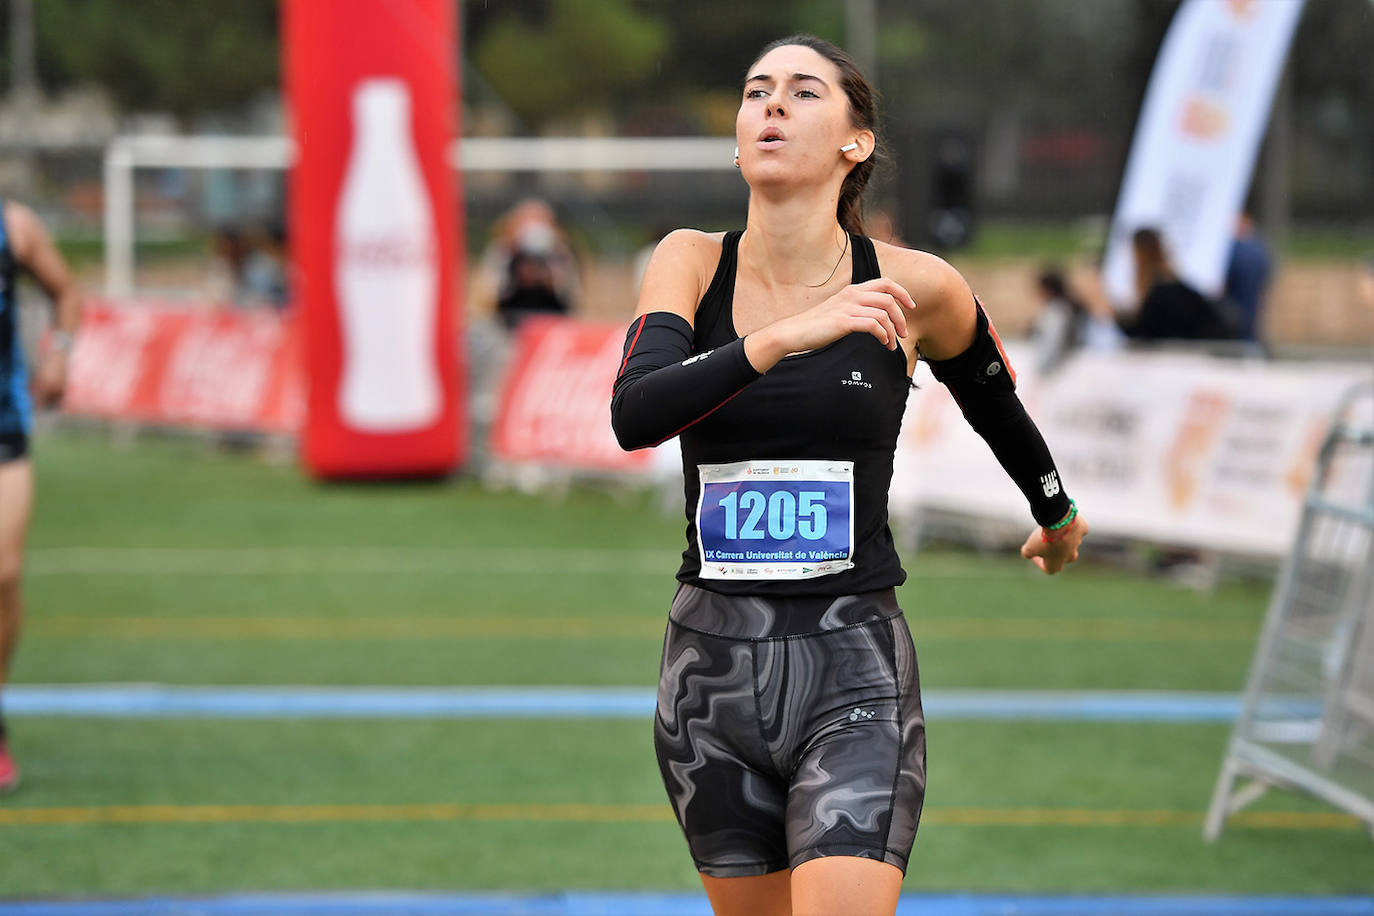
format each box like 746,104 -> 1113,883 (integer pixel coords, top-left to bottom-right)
757,128 -> 785,144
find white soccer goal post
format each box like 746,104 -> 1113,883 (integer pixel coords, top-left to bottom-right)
102,134 -> 736,297
1205,381 -> 1374,841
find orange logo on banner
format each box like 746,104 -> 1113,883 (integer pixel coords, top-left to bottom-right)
1226,0 -> 1258,22
1166,389 -> 1231,511
1180,96 -> 1231,140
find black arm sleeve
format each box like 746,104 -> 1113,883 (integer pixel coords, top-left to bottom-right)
610,311 -> 762,451
926,300 -> 1072,528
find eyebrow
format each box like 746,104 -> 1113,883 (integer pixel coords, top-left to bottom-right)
745,72 -> 830,89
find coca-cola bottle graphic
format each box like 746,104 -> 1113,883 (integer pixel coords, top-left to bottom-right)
334,78 -> 440,431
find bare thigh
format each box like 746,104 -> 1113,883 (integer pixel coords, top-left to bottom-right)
0,458 -> 32,583
0,459 -> 33,679
791,856 -> 903,916
701,857 -> 902,916
701,869 -> 790,916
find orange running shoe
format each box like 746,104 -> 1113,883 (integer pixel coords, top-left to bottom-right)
0,739 -> 19,794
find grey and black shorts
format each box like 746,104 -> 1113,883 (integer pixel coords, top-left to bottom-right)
653,583 -> 926,878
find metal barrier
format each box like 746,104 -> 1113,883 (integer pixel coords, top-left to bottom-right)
1205,381 -> 1374,840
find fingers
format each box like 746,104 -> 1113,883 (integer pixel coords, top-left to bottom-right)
858,277 -> 917,314
852,292 -> 908,341
848,308 -> 898,349
848,280 -> 912,337
1021,523 -> 1085,576
803,278 -> 914,352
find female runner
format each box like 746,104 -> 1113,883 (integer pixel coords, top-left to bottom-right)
612,34 -> 1087,916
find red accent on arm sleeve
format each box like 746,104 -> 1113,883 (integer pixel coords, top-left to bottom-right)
610,312 -> 761,451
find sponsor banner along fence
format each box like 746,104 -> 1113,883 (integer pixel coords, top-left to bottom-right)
62,308 -> 1368,557
64,300 -> 303,432
893,347 -> 1371,557
488,317 -> 669,476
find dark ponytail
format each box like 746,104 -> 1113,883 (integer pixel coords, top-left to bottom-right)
753,34 -> 881,236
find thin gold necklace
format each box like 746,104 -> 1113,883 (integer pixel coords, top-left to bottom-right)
804,230 -> 850,288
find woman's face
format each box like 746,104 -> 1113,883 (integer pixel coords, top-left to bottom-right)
735,44 -> 855,189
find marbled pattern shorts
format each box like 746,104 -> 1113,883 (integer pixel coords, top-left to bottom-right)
653,583 -> 926,878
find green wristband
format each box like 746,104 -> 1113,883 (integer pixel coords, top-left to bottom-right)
1047,498 -> 1077,531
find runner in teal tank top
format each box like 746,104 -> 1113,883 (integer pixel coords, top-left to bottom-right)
0,199 -> 83,795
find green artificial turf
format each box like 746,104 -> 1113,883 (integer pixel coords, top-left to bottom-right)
2,428 -> 1366,898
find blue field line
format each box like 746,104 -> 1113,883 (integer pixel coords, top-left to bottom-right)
0,685 -> 1321,723
1,893 -> 1372,916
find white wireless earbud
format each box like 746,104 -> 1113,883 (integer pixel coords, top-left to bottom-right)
840,142 -> 858,153
733,146 -> 740,159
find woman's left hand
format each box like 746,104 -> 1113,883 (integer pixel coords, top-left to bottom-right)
1020,511 -> 1088,575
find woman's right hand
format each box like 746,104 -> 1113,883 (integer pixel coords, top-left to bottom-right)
1021,510 -> 1089,575
743,278 -> 916,373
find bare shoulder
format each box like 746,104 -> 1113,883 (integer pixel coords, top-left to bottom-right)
652,228 -> 724,269
635,228 -> 727,321
871,240 -> 971,307
872,239 -> 977,359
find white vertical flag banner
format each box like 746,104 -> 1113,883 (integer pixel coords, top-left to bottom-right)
1102,0 -> 1305,308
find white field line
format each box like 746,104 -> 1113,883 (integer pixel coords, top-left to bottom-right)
24,546 -> 1022,578
25,547 -> 673,576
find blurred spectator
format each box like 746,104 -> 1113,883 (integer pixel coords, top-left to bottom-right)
205,225 -> 249,305
1112,227 -> 1238,342
1028,267 -> 1122,373
206,222 -> 290,311
241,222 -> 290,311
1223,212 -> 1273,346
474,198 -> 580,331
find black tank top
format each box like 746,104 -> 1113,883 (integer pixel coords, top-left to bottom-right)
677,230 -> 912,597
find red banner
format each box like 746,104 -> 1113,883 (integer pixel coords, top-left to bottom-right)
64,301 -> 304,432
283,0 -> 465,478
491,318 -> 654,474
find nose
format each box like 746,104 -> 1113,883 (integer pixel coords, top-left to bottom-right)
766,89 -> 786,118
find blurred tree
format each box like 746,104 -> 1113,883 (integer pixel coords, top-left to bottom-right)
644,0 -> 843,92
467,0 -> 668,131
1291,0 -> 1374,104
19,0 -> 278,121
464,0 -> 849,134
875,0 -> 1147,122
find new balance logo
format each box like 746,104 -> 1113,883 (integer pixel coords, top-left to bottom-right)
681,350 -> 713,367
1040,471 -> 1061,498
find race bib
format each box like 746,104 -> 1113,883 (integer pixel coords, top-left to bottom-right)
696,459 -> 855,580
